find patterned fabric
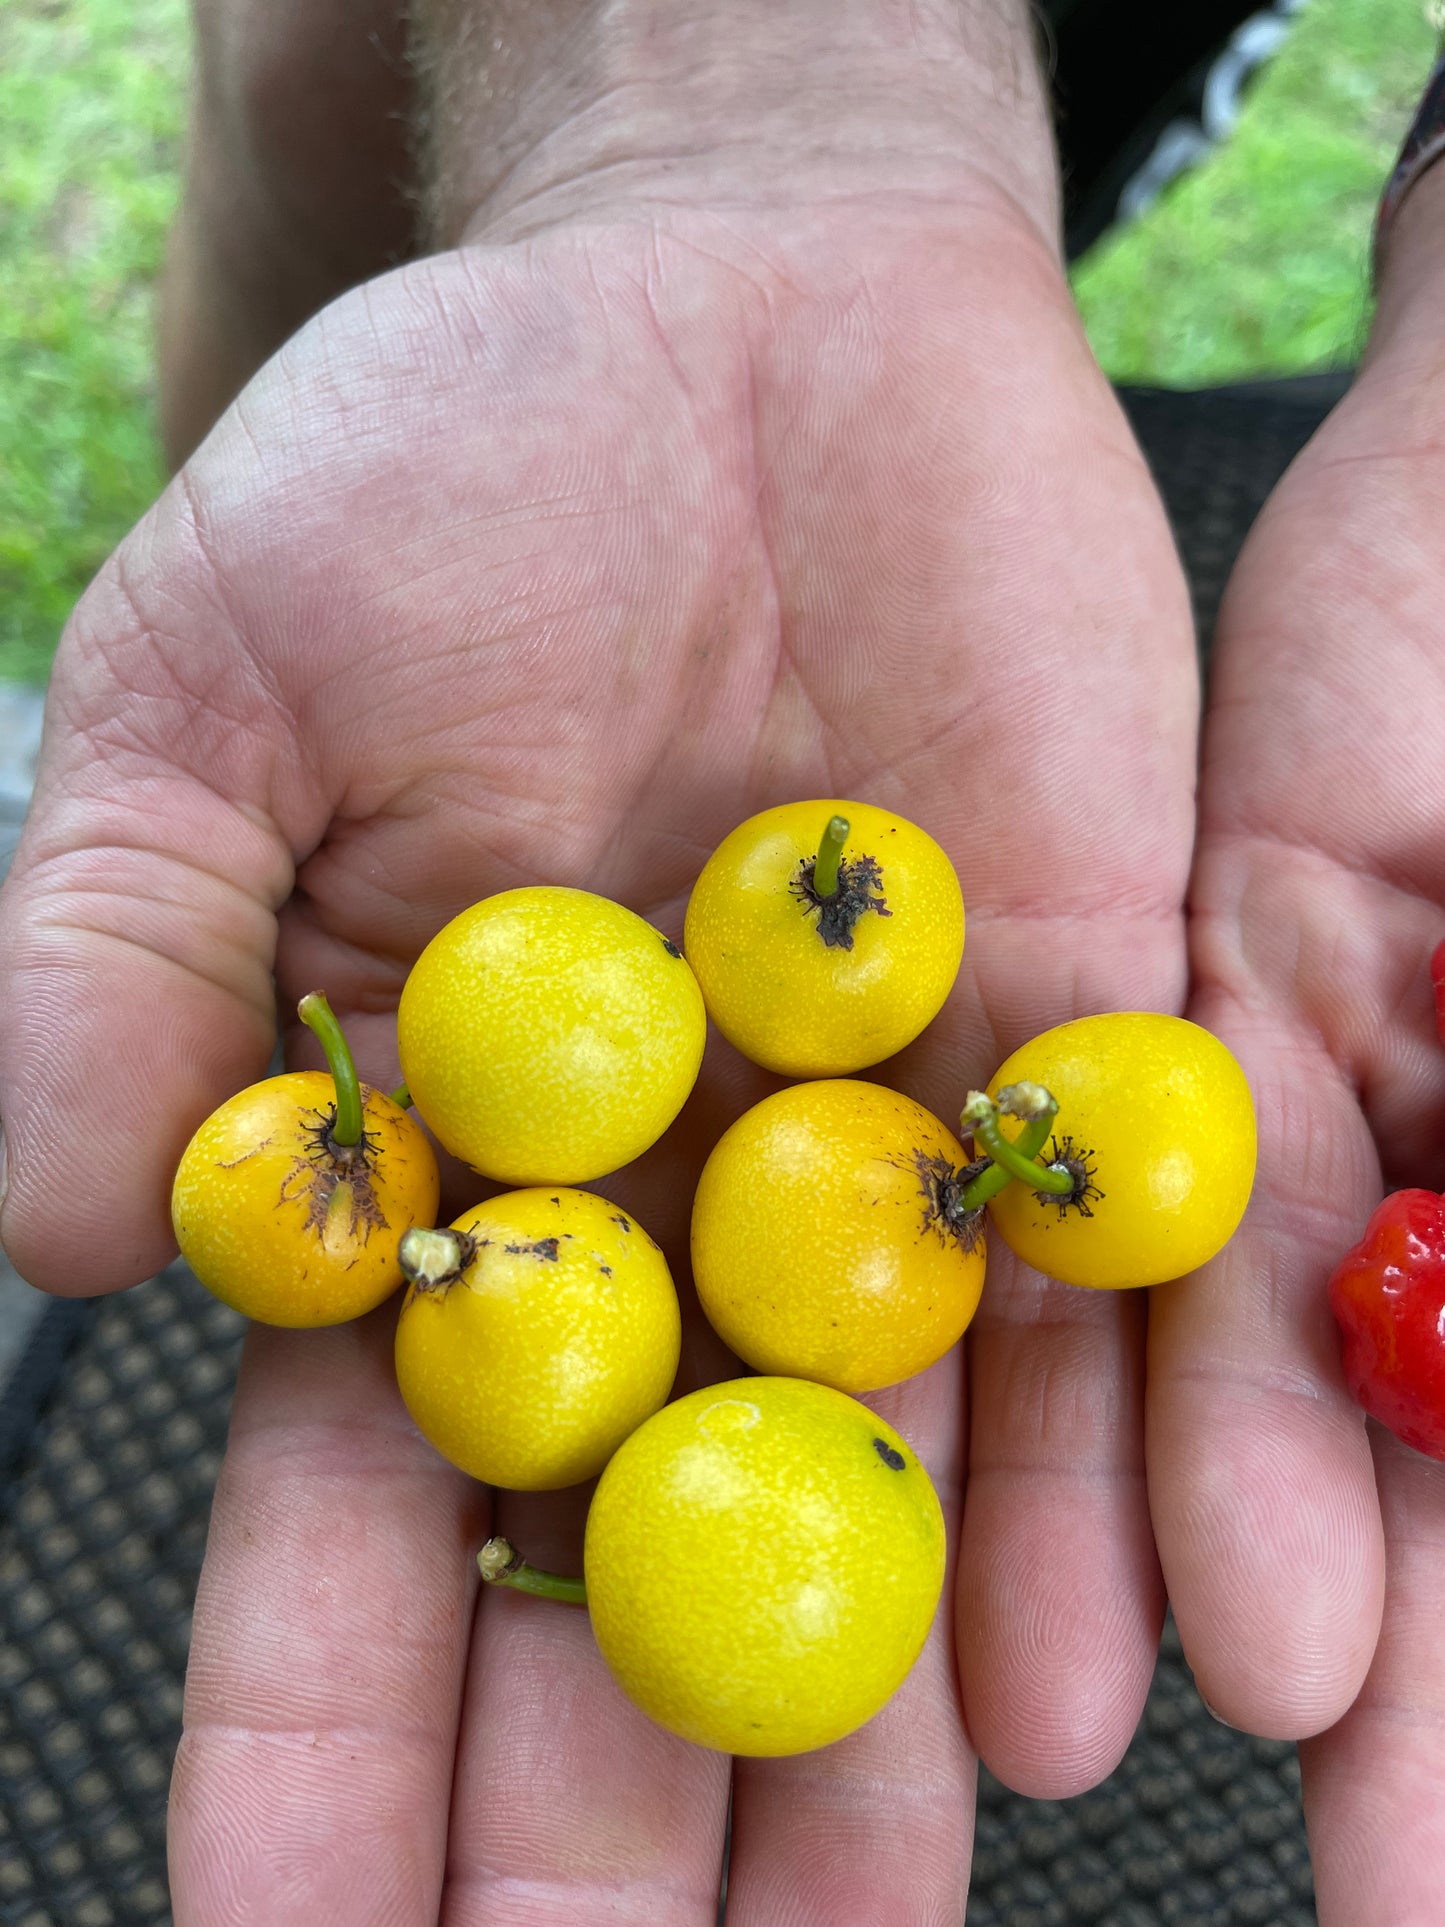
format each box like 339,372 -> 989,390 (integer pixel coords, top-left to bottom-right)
1376,50 -> 1445,276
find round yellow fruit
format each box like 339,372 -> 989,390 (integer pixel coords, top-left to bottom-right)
584,1376 -> 945,1755
396,887 -> 706,1184
171,1073 -> 439,1327
691,1079 -> 984,1391
683,800 -> 964,1077
983,1012 -> 1256,1289
393,1188 -> 680,1490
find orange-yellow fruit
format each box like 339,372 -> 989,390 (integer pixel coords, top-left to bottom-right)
394,1188 -> 680,1489
171,1073 -> 439,1327
683,799 -> 964,1077
984,1012 -> 1256,1289
691,1079 -> 985,1391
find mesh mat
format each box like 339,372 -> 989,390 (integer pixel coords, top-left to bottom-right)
1,378 -> 1346,1926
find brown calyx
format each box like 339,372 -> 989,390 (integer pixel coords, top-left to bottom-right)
915,1150 -> 986,1253
283,1104 -> 386,1244
789,851 -> 892,951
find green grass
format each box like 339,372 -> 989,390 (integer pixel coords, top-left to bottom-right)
0,0 -> 1435,686
0,0 -> 188,687
1072,0 -> 1437,383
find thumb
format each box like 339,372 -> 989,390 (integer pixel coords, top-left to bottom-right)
0,500 -> 313,1295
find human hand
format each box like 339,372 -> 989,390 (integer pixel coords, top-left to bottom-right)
0,3 -> 1201,1915
1149,170 -> 1445,1925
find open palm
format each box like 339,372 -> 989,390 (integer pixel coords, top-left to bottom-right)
1151,302 -> 1445,1923
0,202 -> 1200,1920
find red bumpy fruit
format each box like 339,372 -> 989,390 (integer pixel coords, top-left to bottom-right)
1329,1188 -> 1445,1460
1432,938 -> 1445,1050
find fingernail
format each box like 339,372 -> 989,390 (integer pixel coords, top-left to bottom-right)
1199,1693 -> 1241,1730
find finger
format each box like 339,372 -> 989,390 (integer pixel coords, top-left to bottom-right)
168,1307 -> 484,1923
958,1251 -> 1163,1796
950,923 -> 1171,1798
1155,403 -> 1445,1735
439,1482 -> 731,1926
1300,1431 -> 1445,1926
725,1350 -> 973,1927
1148,999 -> 1386,1735
0,492 -> 316,1293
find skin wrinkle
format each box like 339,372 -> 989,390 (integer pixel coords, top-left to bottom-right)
18,921 -> 276,1018
18,835 -> 282,918
1162,1357 -> 1339,1411
1205,821 -> 1445,920
419,3 -> 1057,253
177,1713 -> 449,1752
62,580 -> 318,864
441,1864 -> 722,1922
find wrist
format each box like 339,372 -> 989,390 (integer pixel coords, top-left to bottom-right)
415,0 -> 1060,253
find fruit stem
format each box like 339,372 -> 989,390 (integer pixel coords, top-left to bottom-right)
398,1225 -> 476,1293
477,1535 -> 588,1606
958,1085 -> 1075,1199
389,1081 -> 413,1110
812,814 -> 850,900
297,992 -> 363,1148
952,1108 -> 1055,1212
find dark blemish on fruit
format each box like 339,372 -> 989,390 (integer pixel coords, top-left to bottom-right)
1036,1136 -> 1104,1219
789,852 -> 892,950
599,1263 -> 613,1278
661,935 -> 683,959
873,1438 -> 906,1471
550,1196 -> 561,1205
503,1237 -> 561,1260
612,1214 -> 632,1234
913,1149 -> 986,1253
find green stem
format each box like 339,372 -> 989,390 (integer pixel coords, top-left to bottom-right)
953,1108 -> 1056,1211
812,814 -> 850,900
958,1086 -> 1075,1198
389,1081 -> 413,1110
297,992 -> 363,1147
477,1535 -> 587,1606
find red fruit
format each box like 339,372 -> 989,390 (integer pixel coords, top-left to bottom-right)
1329,1188 -> 1445,1460
1431,937 -> 1445,1049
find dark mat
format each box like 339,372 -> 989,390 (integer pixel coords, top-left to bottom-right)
0,377 -> 1345,1926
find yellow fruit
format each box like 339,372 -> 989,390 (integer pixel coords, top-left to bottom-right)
983,1012 -> 1256,1289
393,1188 -> 680,1490
691,1079 -> 984,1391
171,1073 -> 439,1327
584,1377 -> 945,1755
396,887 -> 706,1184
683,800 -> 963,1077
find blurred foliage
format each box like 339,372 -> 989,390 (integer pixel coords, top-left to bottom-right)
0,0 -> 1438,684
0,0 -> 188,686
1072,0 -> 1437,383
